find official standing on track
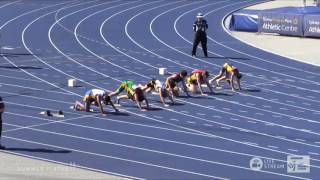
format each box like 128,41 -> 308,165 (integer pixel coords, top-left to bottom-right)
192,13 -> 208,58
0,96 -> 5,150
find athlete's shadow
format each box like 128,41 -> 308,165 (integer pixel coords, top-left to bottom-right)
108,111 -> 129,116
147,107 -> 162,111
242,89 -> 261,93
150,100 -> 184,106
211,92 -> 233,96
205,56 -> 250,61
0,52 -> 38,57
5,148 -> 72,153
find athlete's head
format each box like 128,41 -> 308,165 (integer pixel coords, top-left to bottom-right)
103,94 -> 111,105
134,87 -> 145,102
180,70 -> 188,78
148,79 -> 156,89
203,71 -> 210,78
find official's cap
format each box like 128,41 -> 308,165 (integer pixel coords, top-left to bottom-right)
197,13 -> 204,18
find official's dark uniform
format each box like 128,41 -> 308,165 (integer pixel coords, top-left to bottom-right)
192,15 -> 208,57
0,96 -> 5,149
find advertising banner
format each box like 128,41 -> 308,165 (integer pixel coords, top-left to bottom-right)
258,12 -> 304,36
304,14 -> 320,37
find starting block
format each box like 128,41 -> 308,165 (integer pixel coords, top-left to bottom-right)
40,110 -> 64,118
68,79 -> 76,87
159,68 -> 167,75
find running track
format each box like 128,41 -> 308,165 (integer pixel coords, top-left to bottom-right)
0,0 -> 319,179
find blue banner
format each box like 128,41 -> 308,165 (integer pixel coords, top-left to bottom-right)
258,12 -> 304,36
304,14 -> 320,37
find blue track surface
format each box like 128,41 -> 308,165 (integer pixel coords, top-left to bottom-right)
0,0 -> 319,179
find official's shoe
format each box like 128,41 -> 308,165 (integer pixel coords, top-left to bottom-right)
0,145 -> 6,150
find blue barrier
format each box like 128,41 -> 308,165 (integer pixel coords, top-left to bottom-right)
229,10 -> 259,32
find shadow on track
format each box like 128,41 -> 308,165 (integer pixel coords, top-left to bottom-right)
5,148 -> 72,153
0,65 -> 42,70
242,89 -> 261,93
0,52 -> 39,57
205,56 -> 250,61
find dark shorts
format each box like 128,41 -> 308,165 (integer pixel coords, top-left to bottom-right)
167,80 -> 176,89
84,99 -> 96,112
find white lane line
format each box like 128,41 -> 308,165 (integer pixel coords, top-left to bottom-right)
239,129 -> 249,133
308,152 -> 319,156
196,113 -> 206,116
288,149 -> 299,152
301,129 -> 312,132
243,142 -> 258,146
187,121 -> 196,124
204,124 -> 213,127
213,115 -> 222,119
265,123 -> 275,126
267,145 -> 279,149
302,102 -> 311,106
238,110 -> 247,113
153,115 -> 163,119
295,139 -> 306,142
169,118 -> 179,122
296,110 -> 305,113
286,100 -> 296,104
279,108 -> 288,111
0,74 -> 42,82
4,112 -> 99,133
230,118 -> 239,121
247,121 -> 257,124
262,105 -> 272,108
0,82 -> 74,96
255,113 -> 264,116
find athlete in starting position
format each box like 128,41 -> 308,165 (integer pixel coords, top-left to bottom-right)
74,89 -> 118,116
109,80 -> 149,111
187,69 -> 213,96
165,70 -> 189,98
142,79 -> 174,107
209,63 -> 242,91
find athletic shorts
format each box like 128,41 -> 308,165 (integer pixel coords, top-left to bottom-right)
166,79 -> 176,89
84,99 -> 95,112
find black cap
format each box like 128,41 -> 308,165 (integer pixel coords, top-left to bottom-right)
180,70 -> 187,77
